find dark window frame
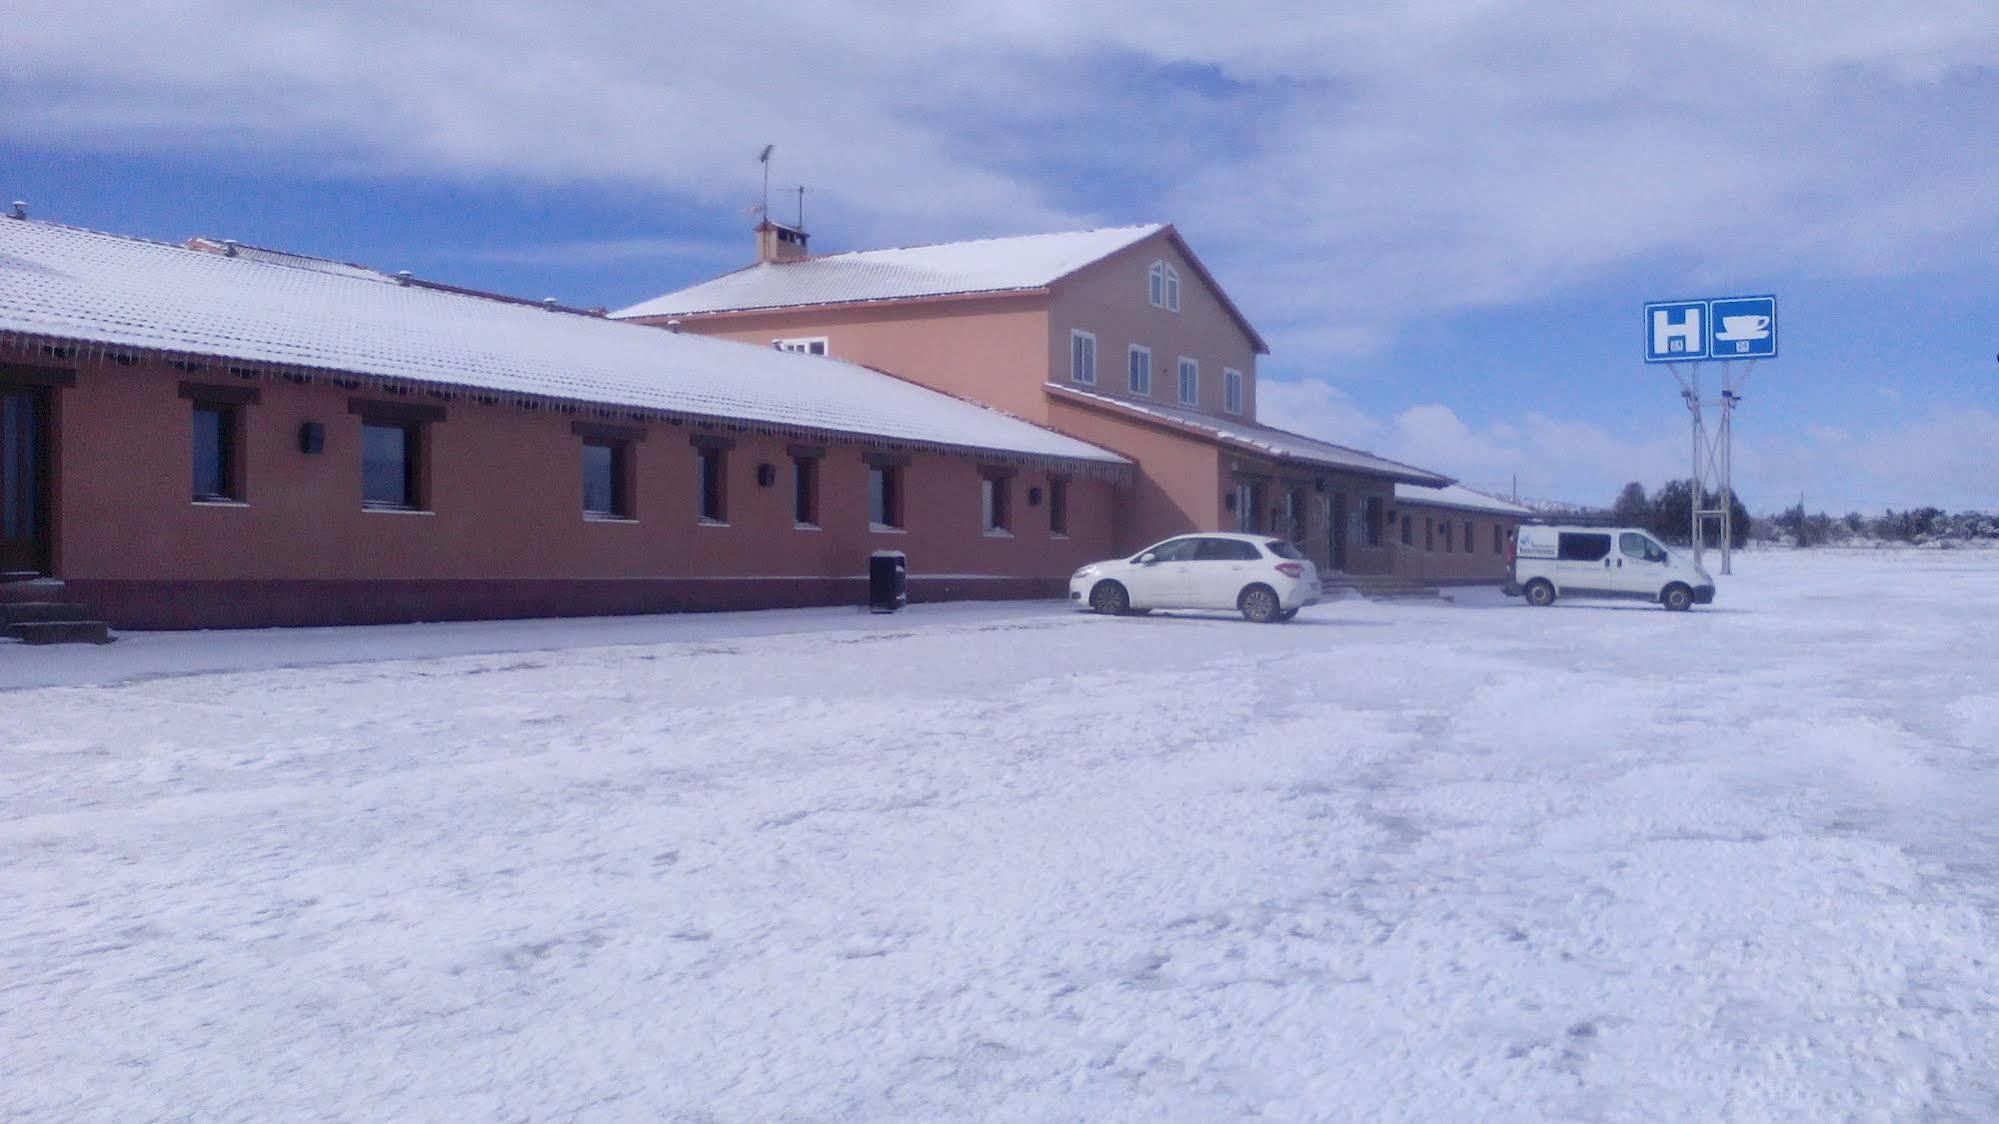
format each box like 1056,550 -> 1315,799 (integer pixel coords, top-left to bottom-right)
791,449 -> 822,527
867,453 -> 908,530
1048,475 -> 1069,537
181,382 -> 258,503
980,468 -> 1014,535
349,398 -> 442,512
1365,496 -> 1385,548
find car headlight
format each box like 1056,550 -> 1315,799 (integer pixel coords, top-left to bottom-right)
1073,564 -> 1099,580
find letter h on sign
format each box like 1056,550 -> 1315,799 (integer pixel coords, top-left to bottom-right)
1644,300 -> 1708,363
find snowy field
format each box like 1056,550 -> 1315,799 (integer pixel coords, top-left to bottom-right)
4,551 -> 1998,1120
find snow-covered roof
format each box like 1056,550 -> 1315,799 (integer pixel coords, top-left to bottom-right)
1046,384 -> 1450,486
0,219 -> 1127,467
611,224 -> 1168,319
1395,482 -> 1533,516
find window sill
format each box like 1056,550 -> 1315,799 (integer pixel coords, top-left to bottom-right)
983,529 -> 1014,539
191,498 -> 248,508
793,522 -> 821,532
362,505 -> 434,516
1049,532 -> 1069,540
698,518 -> 730,528
869,523 -> 906,534
584,514 -> 638,524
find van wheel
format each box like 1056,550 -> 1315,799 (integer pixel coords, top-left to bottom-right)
1525,579 -> 1556,607
1662,584 -> 1693,612
1089,580 -> 1130,616
1240,585 -> 1281,623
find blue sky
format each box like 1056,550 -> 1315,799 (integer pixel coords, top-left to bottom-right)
6,2 -> 1996,511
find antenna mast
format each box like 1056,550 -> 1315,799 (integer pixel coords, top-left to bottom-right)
757,144 -> 774,221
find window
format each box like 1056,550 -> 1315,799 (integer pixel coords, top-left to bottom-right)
1265,539 -> 1307,561
696,446 -> 727,523
1464,520 -> 1474,552
1177,358 -> 1198,405
869,462 -> 904,529
1144,537 -> 1201,562
182,382 -> 258,503
1621,531 -> 1668,563
793,455 -> 819,527
1494,524 -> 1504,553
1234,481 -> 1263,532
1148,260 -> 1180,311
1365,496 -> 1385,548
981,473 -> 1011,535
774,337 -> 828,355
1195,538 -> 1260,561
1223,368 -> 1244,414
1070,330 -> 1097,385
1048,476 -> 1069,536
1425,518 -> 1434,551
1558,532 -> 1613,562
1127,345 -> 1152,396
1285,488 -> 1308,545
192,403 -> 238,501
350,399 -> 442,511
1401,514 -> 1413,547
1441,521 -> 1454,553
581,441 -> 630,519
361,422 -> 421,509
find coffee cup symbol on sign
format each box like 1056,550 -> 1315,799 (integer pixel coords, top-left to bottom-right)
1716,313 -> 1771,353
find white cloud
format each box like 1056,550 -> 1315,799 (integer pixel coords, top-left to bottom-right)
1262,376 -> 1999,512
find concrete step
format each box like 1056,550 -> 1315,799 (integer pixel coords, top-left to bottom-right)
0,578 -> 65,604
5,619 -> 114,645
0,601 -> 95,625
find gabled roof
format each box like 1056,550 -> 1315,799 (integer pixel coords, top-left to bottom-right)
1046,383 -> 1450,486
0,218 -> 1127,468
1395,483 -> 1533,517
610,222 -> 1270,353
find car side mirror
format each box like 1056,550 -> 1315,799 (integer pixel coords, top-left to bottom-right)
1137,552 -> 1157,565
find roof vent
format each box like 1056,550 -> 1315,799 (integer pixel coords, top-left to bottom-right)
396,270 -> 413,285
8,202 -> 25,220
542,297 -> 560,309
666,319 -> 682,333
222,239 -> 239,257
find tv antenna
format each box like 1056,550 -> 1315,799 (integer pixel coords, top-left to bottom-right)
757,144 -> 774,220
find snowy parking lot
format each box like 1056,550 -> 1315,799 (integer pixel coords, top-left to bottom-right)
4,550 -> 1997,1120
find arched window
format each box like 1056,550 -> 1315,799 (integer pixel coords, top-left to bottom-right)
1147,261 -> 1180,311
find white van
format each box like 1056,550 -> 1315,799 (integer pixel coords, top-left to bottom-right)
1504,525 -> 1715,611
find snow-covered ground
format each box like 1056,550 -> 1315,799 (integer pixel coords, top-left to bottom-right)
5,551 -> 1997,1120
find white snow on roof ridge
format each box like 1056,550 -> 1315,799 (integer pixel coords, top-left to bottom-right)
1396,482 -> 1533,516
1047,383 -> 1449,484
610,223 -> 1169,319
0,218 -> 1126,466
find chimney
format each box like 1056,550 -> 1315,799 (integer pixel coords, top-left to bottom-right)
755,219 -> 810,264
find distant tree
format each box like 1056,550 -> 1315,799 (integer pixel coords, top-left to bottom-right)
1651,480 -> 1693,544
1844,512 -> 1866,536
1611,482 -> 1651,526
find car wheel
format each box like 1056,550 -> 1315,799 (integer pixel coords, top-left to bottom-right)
1662,583 -> 1693,612
1239,584 -> 1281,623
1525,579 -> 1556,607
1274,608 -> 1299,622
1089,580 -> 1130,616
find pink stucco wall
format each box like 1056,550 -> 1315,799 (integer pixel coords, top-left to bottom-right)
1045,232 -> 1261,421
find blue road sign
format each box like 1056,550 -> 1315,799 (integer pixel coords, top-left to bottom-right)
1644,295 -> 1777,362
1708,295 -> 1777,359
1644,300 -> 1709,363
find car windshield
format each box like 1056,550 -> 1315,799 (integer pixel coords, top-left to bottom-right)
1264,540 -> 1307,560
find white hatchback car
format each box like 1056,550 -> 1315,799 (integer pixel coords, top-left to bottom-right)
1070,532 -> 1321,623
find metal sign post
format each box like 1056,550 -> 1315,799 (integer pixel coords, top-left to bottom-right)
1645,296 -> 1776,576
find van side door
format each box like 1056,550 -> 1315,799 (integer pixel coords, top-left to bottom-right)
1617,531 -> 1671,596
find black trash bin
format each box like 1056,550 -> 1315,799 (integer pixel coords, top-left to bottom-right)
868,550 -> 907,613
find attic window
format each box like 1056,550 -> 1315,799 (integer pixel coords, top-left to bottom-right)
1148,261 -> 1180,312
774,336 -> 828,356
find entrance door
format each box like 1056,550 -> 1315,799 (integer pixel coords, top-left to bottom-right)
1328,491 -> 1348,573
1,386 -> 51,575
